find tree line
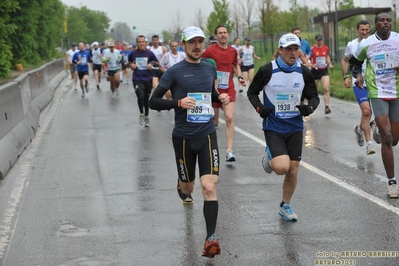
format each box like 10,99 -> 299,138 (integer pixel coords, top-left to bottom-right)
161,0 -> 376,55
0,0 -> 382,79
0,1 -> 110,79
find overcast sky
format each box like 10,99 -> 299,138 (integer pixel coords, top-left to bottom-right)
61,0 -> 394,35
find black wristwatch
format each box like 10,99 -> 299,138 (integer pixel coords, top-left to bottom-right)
238,75 -> 244,80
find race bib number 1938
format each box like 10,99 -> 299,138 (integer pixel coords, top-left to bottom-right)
275,93 -> 301,119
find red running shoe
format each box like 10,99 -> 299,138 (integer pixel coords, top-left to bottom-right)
201,234 -> 221,258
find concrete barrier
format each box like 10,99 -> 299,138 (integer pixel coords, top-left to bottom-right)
0,59 -> 67,179
0,82 -> 25,140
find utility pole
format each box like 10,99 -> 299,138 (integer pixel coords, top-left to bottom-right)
334,0 -> 339,63
394,2 -> 397,32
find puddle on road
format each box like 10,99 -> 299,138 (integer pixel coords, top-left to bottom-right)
58,221 -> 88,237
60,257 -> 117,266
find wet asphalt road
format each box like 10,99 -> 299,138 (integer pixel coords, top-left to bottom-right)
0,75 -> 398,266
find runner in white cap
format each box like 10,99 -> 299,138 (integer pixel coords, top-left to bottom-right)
102,42 -> 122,99
248,33 -> 320,221
150,26 -> 229,259
91,41 -> 103,90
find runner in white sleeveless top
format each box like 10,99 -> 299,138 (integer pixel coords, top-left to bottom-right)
160,40 -> 186,100
150,35 -> 167,90
65,43 -> 78,89
238,38 -> 260,93
232,37 -> 241,53
91,42 -> 103,90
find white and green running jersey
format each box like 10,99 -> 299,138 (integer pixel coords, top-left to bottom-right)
354,32 -> 399,99
102,50 -> 121,71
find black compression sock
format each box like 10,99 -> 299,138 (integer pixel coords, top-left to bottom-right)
203,201 -> 218,239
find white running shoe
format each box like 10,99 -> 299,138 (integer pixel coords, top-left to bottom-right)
354,125 -> 364,147
387,182 -> 399,198
370,120 -> 381,144
226,150 -> 236,162
366,143 -> 376,155
116,89 -> 119,96
279,202 -> 298,221
139,115 -> 145,125
111,92 -> 116,100
262,146 -> 273,173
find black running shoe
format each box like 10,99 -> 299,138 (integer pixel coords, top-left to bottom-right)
177,181 -> 193,205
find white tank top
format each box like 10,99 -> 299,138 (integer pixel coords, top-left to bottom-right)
242,45 -> 254,66
232,45 -> 241,53
66,49 -> 77,63
92,48 -> 102,65
150,46 -> 164,69
161,52 -> 185,70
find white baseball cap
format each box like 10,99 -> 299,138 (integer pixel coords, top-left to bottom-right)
181,26 -> 206,41
92,41 -> 99,46
278,34 -> 301,48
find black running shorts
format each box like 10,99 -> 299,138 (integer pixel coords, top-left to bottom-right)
310,68 -> 329,80
264,130 -> 303,161
172,131 -> 219,183
122,63 -> 130,70
152,69 -> 163,79
108,70 -> 119,76
92,64 -> 102,72
78,71 -> 89,80
240,64 -> 255,72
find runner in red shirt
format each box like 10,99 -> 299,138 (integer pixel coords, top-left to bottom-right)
310,34 -> 334,114
202,24 -> 246,162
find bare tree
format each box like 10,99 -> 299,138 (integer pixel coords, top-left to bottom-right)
321,0 -> 333,12
170,9 -> 184,41
238,0 -> 255,38
231,2 -> 242,38
193,8 -> 206,29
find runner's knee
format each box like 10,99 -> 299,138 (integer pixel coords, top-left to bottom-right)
381,132 -> 393,146
224,113 -> 234,123
201,180 -> 217,198
361,107 -> 372,118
